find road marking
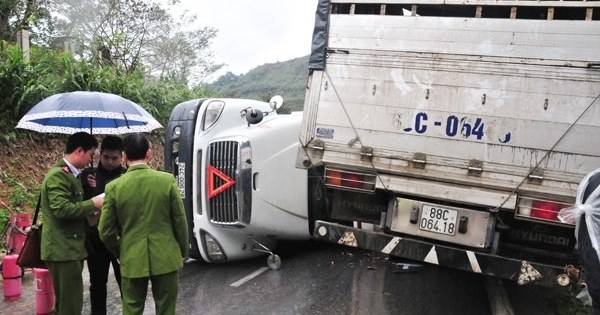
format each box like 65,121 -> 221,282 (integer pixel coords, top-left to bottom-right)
230,267 -> 270,287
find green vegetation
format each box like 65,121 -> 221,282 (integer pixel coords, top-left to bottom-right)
210,56 -> 309,113
0,43 -> 213,141
0,46 -> 308,138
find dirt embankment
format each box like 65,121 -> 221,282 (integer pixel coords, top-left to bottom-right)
0,133 -> 165,214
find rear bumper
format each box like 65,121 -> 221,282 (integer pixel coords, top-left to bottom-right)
313,220 -> 580,288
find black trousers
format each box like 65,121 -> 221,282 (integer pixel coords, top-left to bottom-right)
87,229 -> 122,315
579,215 -> 600,315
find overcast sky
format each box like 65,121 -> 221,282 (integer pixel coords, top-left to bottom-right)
180,0 -> 319,81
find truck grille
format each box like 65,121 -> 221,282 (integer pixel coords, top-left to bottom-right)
206,139 -> 251,227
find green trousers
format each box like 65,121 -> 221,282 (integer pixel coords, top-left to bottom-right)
121,270 -> 179,315
45,260 -> 84,315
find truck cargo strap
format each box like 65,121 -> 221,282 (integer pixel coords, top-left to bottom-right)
313,220 -> 579,288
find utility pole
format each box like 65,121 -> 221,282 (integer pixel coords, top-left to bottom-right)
16,29 -> 30,62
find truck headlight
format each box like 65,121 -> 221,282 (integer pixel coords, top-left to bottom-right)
173,125 -> 181,136
202,101 -> 225,130
201,231 -> 227,261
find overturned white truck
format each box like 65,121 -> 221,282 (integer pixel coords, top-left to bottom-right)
164,97 -> 309,269
295,0 -> 600,288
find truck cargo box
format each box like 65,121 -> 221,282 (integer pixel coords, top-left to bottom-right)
298,0 -> 600,287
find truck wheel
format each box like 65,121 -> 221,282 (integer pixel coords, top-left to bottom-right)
267,254 -> 281,270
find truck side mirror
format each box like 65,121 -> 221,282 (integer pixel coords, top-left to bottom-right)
269,95 -> 283,111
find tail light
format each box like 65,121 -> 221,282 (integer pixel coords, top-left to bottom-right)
517,196 -> 573,225
531,200 -> 562,221
325,167 -> 376,193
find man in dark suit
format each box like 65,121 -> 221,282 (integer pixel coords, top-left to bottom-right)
40,132 -> 104,315
80,135 -> 126,315
99,133 -> 188,315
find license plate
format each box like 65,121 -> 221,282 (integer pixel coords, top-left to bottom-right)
419,205 -> 458,236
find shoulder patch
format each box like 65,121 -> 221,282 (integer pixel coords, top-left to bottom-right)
62,166 -> 70,173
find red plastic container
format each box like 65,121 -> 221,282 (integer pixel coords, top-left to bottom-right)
10,229 -> 28,255
2,254 -> 22,301
34,268 -> 55,315
7,213 -> 31,254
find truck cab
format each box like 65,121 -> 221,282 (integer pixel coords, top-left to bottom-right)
165,97 -> 309,267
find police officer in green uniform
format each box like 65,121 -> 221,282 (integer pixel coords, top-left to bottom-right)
99,133 -> 188,315
40,132 -> 104,315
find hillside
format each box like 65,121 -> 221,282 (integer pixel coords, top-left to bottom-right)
210,55 -> 309,113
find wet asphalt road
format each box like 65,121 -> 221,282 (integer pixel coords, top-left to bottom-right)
2,240 -> 578,315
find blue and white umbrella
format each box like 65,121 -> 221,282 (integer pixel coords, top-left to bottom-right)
16,91 -> 163,134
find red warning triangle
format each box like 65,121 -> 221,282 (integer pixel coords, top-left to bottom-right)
207,165 -> 236,198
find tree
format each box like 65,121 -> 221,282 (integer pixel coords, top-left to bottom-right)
0,0 -> 56,45
53,0 -> 222,85
146,28 -> 222,85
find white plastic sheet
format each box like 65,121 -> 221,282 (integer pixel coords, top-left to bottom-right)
558,168 -> 600,263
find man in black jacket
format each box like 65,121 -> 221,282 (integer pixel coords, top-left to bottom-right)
576,170 -> 600,315
80,135 -> 126,315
